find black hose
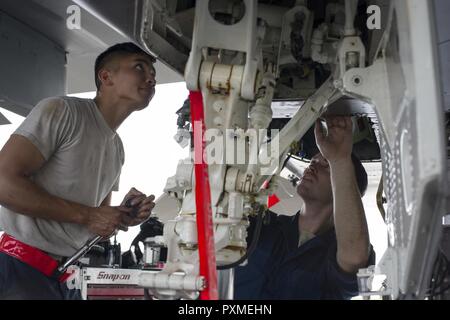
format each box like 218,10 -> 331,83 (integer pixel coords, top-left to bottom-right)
217,206 -> 265,270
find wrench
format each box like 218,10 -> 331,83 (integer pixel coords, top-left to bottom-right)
55,197 -> 140,276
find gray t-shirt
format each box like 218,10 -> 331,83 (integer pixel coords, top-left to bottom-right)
0,96 -> 124,256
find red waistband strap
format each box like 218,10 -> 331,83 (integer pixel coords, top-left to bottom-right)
0,233 -> 69,281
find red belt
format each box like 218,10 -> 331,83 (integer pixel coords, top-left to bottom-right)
0,233 -> 71,282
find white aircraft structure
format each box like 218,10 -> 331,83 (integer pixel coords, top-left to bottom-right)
0,0 -> 449,300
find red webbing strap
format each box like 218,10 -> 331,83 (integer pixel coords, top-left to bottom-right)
189,91 -> 218,300
0,233 -> 70,282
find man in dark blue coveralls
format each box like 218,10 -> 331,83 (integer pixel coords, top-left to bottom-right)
234,116 -> 375,300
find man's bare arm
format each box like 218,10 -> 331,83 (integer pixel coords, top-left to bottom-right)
315,118 -> 370,274
0,135 -> 128,237
330,158 -> 370,274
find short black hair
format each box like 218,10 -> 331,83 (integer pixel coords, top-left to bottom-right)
94,42 -> 156,91
351,153 -> 368,197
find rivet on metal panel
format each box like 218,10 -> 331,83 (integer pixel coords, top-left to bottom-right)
352,75 -> 363,86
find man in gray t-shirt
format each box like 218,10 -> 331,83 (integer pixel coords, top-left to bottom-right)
0,42 -> 157,299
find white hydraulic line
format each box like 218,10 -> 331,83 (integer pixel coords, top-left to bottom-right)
138,273 -> 205,291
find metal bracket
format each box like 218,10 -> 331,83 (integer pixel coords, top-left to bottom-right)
185,0 -> 259,100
